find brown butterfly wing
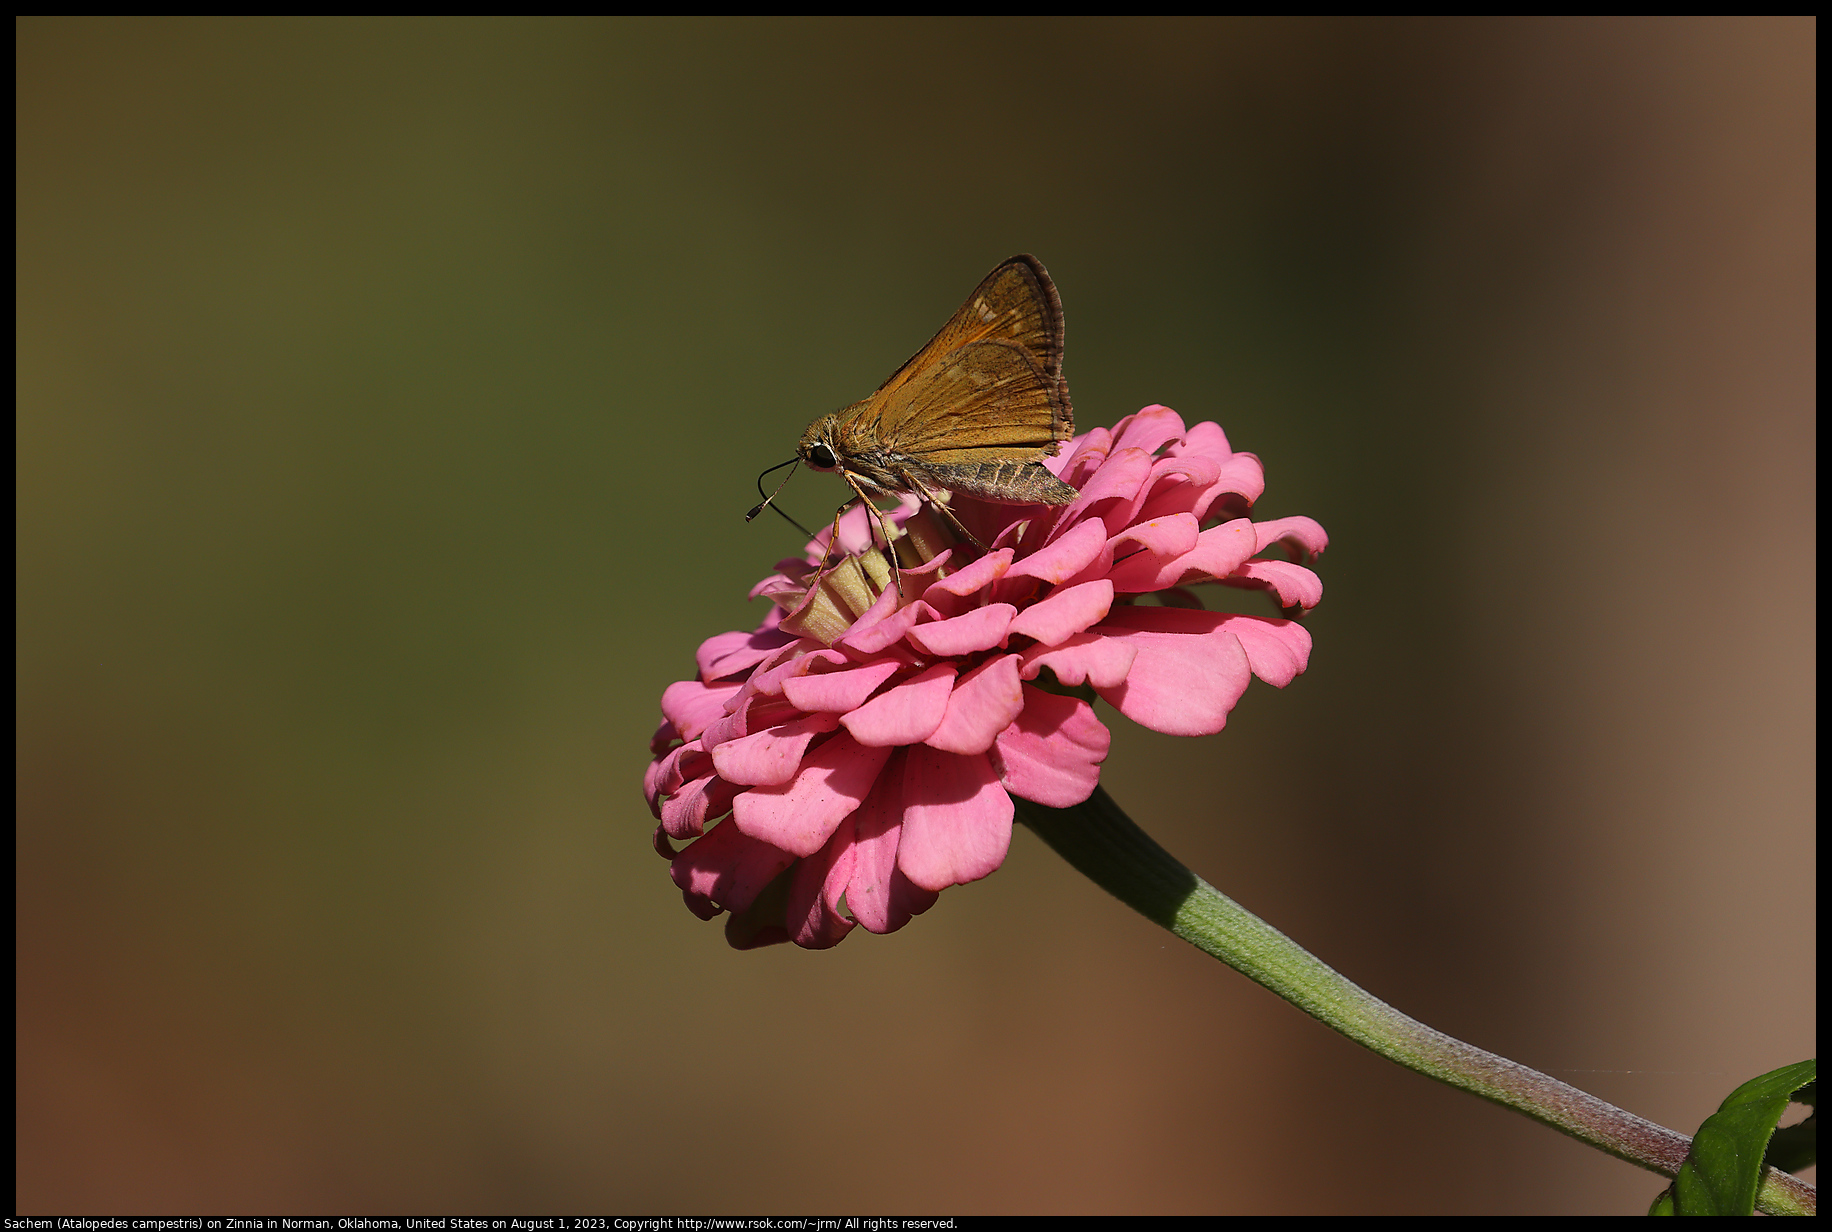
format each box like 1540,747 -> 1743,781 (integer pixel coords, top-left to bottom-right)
857,255 -> 1073,453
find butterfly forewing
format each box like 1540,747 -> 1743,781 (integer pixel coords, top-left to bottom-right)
882,341 -> 1056,452
861,256 -> 1072,454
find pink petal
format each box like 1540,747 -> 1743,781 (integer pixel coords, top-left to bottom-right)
1111,511 -> 1200,557
1005,579 -> 1114,646
840,598 -> 936,656
710,712 -> 843,787
843,751 -> 939,934
749,556 -> 816,601
697,626 -> 798,682
746,647 -> 849,698
1054,427 -> 1114,489
921,548 -> 1013,602
660,772 -> 741,839
650,716 -> 680,757
670,819 -> 797,916
786,814 -> 857,949
1019,631 -> 1137,690
661,680 -> 744,742
1062,447 -> 1156,538
1228,559 -> 1324,610
700,694 -> 800,753
905,604 -> 1016,656
723,900 -> 793,950
1216,615 -> 1313,687
1109,404 -> 1188,457
1093,607 -> 1253,736
926,654 -> 1024,756
781,658 -> 902,712
647,739 -> 711,813
893,746 -> 1014,892
1132,460 -> 1224,523
990,686 -> 1110,808
732,731 -> 893,857
820,568 -> 912,652
652,824 -> 679,861
840,663 -> 957,747
1193,452 -> 1266,521
1105,518 -> 1258,593
1254,515 -> 1330,560
1005,516 -> 1110,584
1165,418 -> 1235,463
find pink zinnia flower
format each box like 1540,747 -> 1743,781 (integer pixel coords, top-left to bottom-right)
646,405 -> 1327,949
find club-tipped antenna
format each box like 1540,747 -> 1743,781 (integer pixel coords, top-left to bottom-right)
746,457 -> 815,538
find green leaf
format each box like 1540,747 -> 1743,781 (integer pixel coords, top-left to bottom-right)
1654,1059 -> 1816,1216
1763,1080 -> 1815,1175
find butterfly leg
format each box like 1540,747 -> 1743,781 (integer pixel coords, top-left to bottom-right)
811,498 -> 853,578
899,469 -> 989,555
832,472 -> 907,600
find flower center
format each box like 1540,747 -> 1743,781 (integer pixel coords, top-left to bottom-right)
772,502 -> 956,646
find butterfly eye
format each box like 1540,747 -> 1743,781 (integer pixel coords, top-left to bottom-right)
805,443 -> 837,470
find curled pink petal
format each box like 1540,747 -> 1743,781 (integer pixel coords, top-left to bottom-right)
1054,426 -> 1113,488
1253,515 -> 1330,561
894,747 -> 1014,892
905,604 -> 1016,657
710,711 -> 843,787
1061,447 -> 1156,538
1110,512 -> 1200,558
781,658 -> 902,712
647,739 -> 711,814
1216,615 -> 1313,687
1228,559 -> 1324,610
1106,518 -> 1258,593
697,626 -> 798,683
746,647 -> 850,699
843,751 -> 941,934
700,694 -> 801,753
841,663 -> 957,747
660,772 -> 742,840
991,686 -> 1110,808
840,598 -> 936,656
786,814 -> 858,950
921,548 -> 1013,603
1166,418 -> 1235,463
926,654 -> 1025,756
1005,516 -> 1110,584
1005,579 -> 1114,647
732,731 -> 892,857
1193,453 -> 1267,521
1019,631 -> 1137,691
1095,607 -> 1253,736
661,680 -> 744,743
670,819 -> 797,917
652,824 -> 679,861
1109,404 -> 1188,457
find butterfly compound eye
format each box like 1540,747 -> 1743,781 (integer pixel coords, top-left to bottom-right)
805,443 -> 837,470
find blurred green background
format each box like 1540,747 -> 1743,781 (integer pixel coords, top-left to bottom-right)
17,17 -> 1814,1214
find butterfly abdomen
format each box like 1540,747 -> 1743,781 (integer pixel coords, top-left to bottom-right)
917,459 -> 1079,505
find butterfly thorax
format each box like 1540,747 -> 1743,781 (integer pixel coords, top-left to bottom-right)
799,404 -> 1077,506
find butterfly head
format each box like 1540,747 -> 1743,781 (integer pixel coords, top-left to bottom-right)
797,414 -> 841,472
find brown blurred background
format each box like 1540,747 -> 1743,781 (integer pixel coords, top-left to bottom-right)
17,17 -> 1814,1215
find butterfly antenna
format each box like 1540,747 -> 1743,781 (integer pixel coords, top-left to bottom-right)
746,458 -> 815,538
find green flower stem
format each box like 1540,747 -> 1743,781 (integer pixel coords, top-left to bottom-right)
1014,787 -> 1816,1217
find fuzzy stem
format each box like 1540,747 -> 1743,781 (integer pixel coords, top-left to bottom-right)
1014,786 -> 1815,1217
